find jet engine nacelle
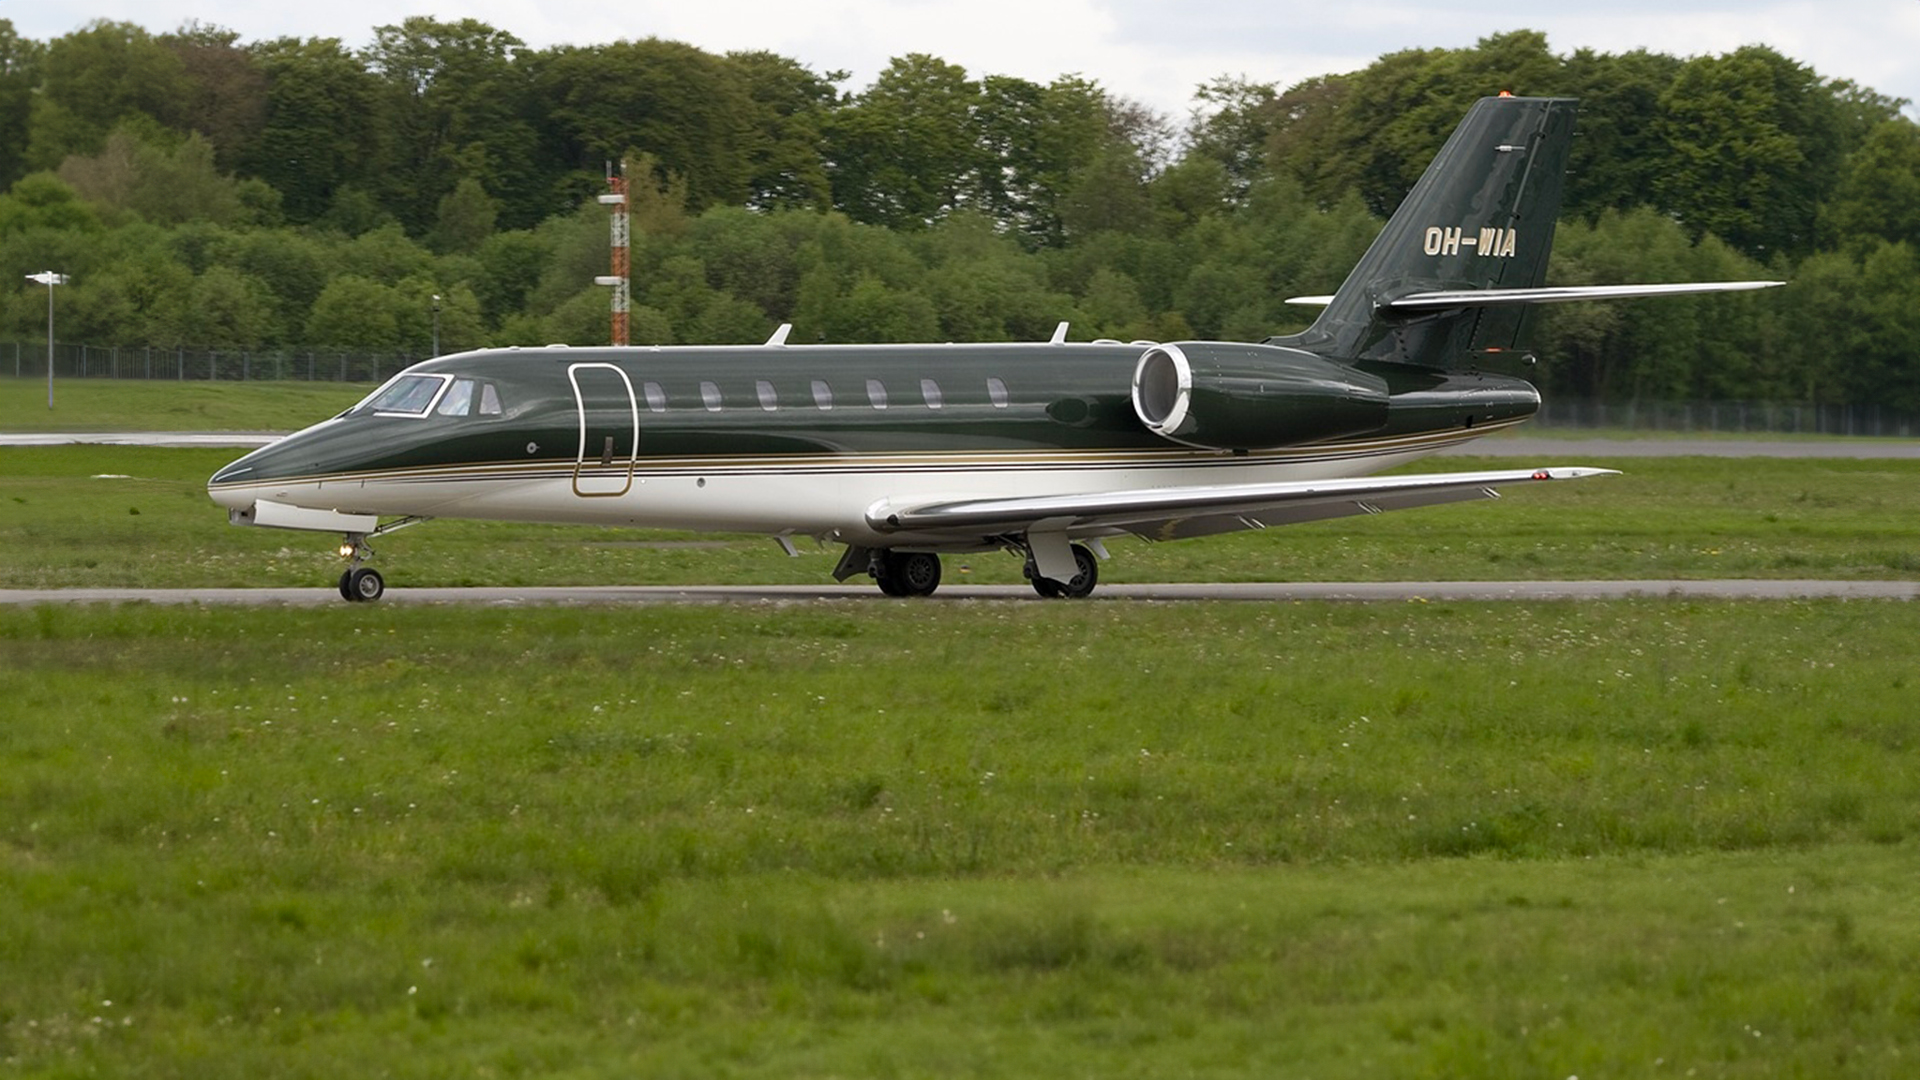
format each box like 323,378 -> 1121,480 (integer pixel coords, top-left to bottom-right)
1130,341 -> 1391,450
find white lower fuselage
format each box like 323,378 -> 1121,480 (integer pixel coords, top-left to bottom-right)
209,420 -> 1513,548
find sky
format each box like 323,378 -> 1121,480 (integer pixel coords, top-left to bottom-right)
7,0 -> 1919,122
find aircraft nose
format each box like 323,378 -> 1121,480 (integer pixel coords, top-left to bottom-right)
207,459 -> 258,509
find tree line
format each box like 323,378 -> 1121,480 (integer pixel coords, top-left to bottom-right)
2,21 -> 1918,408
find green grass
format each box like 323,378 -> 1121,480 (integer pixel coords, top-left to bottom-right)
1,375 -> 371,433
4,445 -> 1919,588
3,600 -> 1918,1077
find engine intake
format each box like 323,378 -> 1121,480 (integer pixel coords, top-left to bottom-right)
1131,342 -> 1390,450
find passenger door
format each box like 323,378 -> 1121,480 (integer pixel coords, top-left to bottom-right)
568,362 -> 638,497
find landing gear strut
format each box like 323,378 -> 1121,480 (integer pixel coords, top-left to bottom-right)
324,516 -> 430,603
1026,543 -> 1098,599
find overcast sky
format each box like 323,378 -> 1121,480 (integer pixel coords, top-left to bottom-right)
8,0 -> 1919,121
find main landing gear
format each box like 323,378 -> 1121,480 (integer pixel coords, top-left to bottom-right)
873,550 -> 943,597
852,543 -> 1099,599
1024,543 -> 1098,599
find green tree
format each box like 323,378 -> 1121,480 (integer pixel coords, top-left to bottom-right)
1184,76 -> 1279,206
159,22 -> 267,173
431,176 -> 499,255
473,228 -> 555,326
339,223 -> 436,285
827,54 -> 984,229
25,21 -> 191,171
242,37 -> 387,225
534,39 -> 755,216
1824,120 -> 1920,250
364,17 -> 542,233
972,75 -> 1129,248
185,264 -> 277,346
305,274 -> 403,349
0,20 -> 41,189
219,228 -> 330,341
917,211 -> 1075,340
1556,48 -> 1684,218
0,173 -> 104,235
56,126 -> 249,226
728,50 -> 839,212
1056,144 -> 1154,238
1654,46 -> 1841,258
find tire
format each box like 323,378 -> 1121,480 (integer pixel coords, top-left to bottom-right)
876,551 -> 942,597
345,566 -> 385,602
895,552 -> 942,596
1031,544 -> 1098,599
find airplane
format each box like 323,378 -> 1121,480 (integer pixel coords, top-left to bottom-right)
208,94 -> 1781,602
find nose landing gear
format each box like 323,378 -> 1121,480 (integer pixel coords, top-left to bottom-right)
337,533 -> 385,602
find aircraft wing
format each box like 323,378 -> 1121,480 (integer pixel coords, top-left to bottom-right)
866,466 -> 1617,543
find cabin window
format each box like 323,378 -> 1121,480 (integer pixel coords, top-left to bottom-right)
811,380 -> 833,410
987,377 -> 1009,408
700,381 -> 722,412
479,383 -> 503,416
435,378 -> 476,416
643,381 -> 666,412
756,380 -> 778,411
866,379 -> 888,409
362,373 -> 448,416
921,378 -> 944,409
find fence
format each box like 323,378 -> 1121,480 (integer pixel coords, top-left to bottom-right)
4,341 -> 423,384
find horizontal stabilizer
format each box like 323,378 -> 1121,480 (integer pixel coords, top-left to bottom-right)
1381,280 -> 1784,313
1286,281 -> 1783,312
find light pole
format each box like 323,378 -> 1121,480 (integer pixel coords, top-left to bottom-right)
431,294 -> 441,356
25,271 -> 68,410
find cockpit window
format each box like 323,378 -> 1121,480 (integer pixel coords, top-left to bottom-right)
361,373 -> 448,416
479,383 -> 503,416
436,379 -> 476,416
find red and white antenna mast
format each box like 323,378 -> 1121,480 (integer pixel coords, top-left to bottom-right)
594,161 -> 630,346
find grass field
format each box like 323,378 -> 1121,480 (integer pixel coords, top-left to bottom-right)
4,600 -> 1918,1077
1,376 -> 371,433
7,377 -> 1920,1076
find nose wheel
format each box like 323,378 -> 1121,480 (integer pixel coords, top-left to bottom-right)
339,566 -> 385,602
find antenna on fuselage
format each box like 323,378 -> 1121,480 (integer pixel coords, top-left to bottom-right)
594,160 -> 630,347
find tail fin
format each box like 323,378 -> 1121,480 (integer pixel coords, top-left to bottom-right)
1275,95 -> 1577,368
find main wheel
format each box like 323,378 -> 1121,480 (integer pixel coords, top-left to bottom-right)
1029,544 -> 1098,599
875,551 -> 942,597
344,566 -> 385,602
893,552 -> 942,596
